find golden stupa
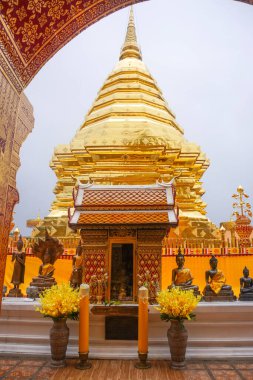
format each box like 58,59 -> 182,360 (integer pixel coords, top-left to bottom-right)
32,8 -> 219,246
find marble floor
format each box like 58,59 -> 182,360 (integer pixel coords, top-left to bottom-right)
0,357 -> 253,380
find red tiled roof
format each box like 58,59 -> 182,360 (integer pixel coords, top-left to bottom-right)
77,212 -> 169,225
69,184 -> 178,227
80,188 -> 168,208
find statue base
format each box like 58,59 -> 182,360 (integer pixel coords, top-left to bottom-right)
30,276 -> 56,294
239,292 -> 253,301
203,288 -> 236,302
7,287 -> 23,297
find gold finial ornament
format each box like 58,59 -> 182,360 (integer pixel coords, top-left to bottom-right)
120,6 -> 142,61
232,186 -> 252,248
232,185 -> 252,219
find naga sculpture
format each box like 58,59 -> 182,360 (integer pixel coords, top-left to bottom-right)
30,229 -> 64,294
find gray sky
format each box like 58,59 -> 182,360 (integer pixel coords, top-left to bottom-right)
15,0 -> 253,235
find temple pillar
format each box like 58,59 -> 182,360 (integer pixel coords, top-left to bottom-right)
80,229 -> 108,302
137,229 -> 167,303
0,71 -> 34,309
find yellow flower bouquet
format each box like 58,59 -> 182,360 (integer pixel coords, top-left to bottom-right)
156,288 -> 201,369
36,282 -> 80,320
156,287 -> 201,322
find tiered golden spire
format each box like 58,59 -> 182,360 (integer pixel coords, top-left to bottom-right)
49,5 -> 209,218
37,6 -> 218,245
120,6 -> 142,61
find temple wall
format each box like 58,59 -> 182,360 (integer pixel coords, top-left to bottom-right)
0,71 -> 34,308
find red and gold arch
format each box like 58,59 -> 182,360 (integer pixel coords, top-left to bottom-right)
0,0 -> 147,93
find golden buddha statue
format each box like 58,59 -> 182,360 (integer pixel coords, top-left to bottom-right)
170,249 -> 200,296
39,249 -> 55,278
203,256 -> 235,301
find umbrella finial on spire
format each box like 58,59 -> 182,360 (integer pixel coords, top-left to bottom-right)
120,6 -> 142,61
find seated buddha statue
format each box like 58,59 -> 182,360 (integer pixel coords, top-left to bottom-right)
169,250 -> 200,296
239,267 -> 253,301
39,249 -> 55,278
203,255 -> 235,301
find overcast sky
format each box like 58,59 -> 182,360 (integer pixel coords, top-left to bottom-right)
15,0 -> 253,235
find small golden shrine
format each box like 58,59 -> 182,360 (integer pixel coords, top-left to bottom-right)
69,182 -> 178,302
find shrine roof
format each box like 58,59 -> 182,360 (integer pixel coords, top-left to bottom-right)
69,183 -> 178,228
74,183 -> 175,210
70,210 -> 177,226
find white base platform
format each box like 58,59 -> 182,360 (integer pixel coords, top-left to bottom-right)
1,298 -> 253,359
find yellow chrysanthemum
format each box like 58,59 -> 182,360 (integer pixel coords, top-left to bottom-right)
156,288 -> 201,322
36,282 -> 81,320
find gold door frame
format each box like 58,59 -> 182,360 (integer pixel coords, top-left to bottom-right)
108,237 -> 137,302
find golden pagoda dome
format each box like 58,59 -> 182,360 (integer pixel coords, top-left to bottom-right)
46,7 -> 217,245
68,8 -> 202,155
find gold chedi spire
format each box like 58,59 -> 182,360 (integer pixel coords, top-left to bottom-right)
50,7 -> 209,220
35,7 -> 219,246
120,6 -> 142,61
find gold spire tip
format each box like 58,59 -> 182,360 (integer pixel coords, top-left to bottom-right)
119,6 -> 142,61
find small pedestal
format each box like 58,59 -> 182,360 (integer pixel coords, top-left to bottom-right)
75,352 -> 92,370
30,277 -> 56,294
135,352 -> 151,369
203,288 -> 236,302
239,292 -> 253,301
